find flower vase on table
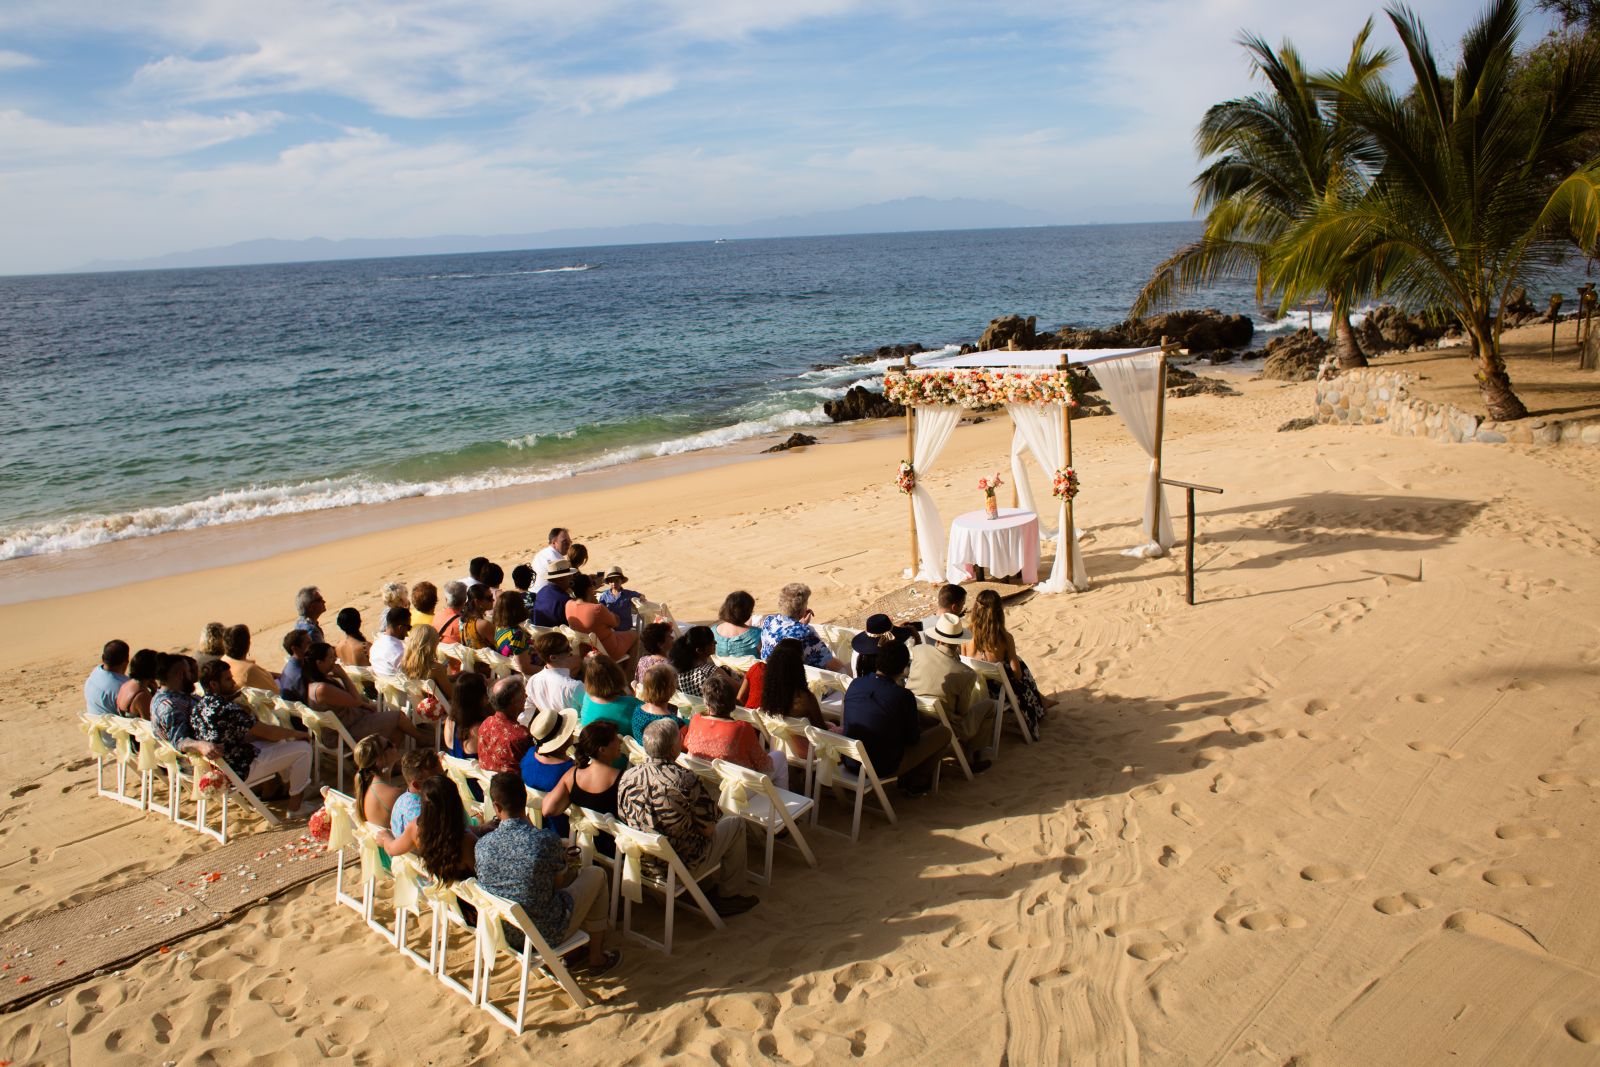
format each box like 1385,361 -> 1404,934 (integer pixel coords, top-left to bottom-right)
977,472 -> 1004,520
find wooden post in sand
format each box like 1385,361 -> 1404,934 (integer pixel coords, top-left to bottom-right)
902,356 -> 918,579
1550,294 -> 1564,362
1153,337 -> 1173,547
1059,354 -> 1078,587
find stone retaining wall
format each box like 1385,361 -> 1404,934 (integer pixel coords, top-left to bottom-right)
1313,367 -> 1600,446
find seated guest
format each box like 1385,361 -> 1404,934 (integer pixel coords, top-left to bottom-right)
85,640 -> 131,717
531,527 -> 572,593
635,622 -> 673,684
542,721 -> 624,855
389,749 -> 442,836
382,581 -> 410,617
295,586 -> 328,642
193,659 -> 316,814
481,561 -> 505,597
633,663 -> 685,742
531,560 -> 576,627
841,642 -> 949,797
461,555 -> 491,589
379,775 -> 479,883
475,772 -> 619,972
445,671 -> 491,760
851,613 -> 917,678
684,670 -> 787,788
306,640 -> 425,746
512,563 -> 537,620
457,583 -> 496,650
575,655 -> 642,733
477,676 -> 533,773
400,624 -> 456,703
521,706 -> 578,795
566,572 -> 637,665
617,719 -> 758,914
277,630 -> 311,702
759,583 -> 846,672
668,625 -> 719,697
151,654 -> 226,764
597,566 -> 644,633
353,735 -> 404,828
492,591 -> 535,674
370,607 -> 411,676
433,581 -> 469,644
565,542 -> 589,575
938,582 -> 968,618
334,607 -> 371,667
115,649 -> 160,719
196,623 -> 227,671
755,638 -> 826,754
220,625 -> 277,694
409,581 -> 438,629
713,591 -> 761,658
908,613 -> 996,771
525,632 -> 583,723
964,588 -> 1053,739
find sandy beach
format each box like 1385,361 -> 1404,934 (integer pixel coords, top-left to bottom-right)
4,334 -> 1600,1064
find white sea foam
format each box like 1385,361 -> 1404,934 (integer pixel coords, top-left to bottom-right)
416,265 -> 595,281
0,404 -> 832,561
1256,307 -> 1370,337
502,428 -> 579,449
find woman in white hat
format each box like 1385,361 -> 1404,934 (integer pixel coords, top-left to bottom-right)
521,705 -> 578,837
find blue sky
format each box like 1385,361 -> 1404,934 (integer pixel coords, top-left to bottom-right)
0,0 -> 1556,273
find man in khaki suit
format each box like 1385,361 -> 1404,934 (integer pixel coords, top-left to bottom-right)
906,613 -> 996,772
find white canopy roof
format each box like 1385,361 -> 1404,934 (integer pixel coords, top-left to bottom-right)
911,346 -> 1161,371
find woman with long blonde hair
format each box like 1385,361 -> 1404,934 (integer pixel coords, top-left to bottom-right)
400,623 -> 455,703
353,735 -> 404,829
963,589 -> 1053,739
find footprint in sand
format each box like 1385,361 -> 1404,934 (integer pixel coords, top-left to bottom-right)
1398,693 -> 1445,704
1495,823 -> 1560,841
1239,910 -> 1307,932
1211,773 -> 1235,794
1171,801 -> 1202,827
1482,869 -> 1554,888
1300,864 -> 1361,883
1407,741 -> 1463,760
1132,780 -> 1175,803
1373,891 -> 1433,915
1566,1017 -> 1600,1044
1159,844 -> 1189,869
1191,746 -> 1231,768
1429,857 -> 1472,878
1303,699 -> 1332,717
1127,939 -> 1182,962
1539,771 -> 1600,788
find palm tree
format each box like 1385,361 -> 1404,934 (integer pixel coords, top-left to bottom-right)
1270,0 -> 1600,420
1132,24 -> 1390,369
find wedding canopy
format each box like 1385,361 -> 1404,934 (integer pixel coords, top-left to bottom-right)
885,346 -> 1176,594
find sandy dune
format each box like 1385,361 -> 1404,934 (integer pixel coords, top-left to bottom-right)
2,367 -> 1599,1065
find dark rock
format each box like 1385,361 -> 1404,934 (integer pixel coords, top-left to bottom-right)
762,432 -> 820,453
1168,376 -> 1240,398
1071,396 -> 1114,419
1502,287 -> 1538,328
846,342 -> 926,365
1051,308 -> 1253,352
823,385 -> 904,423
1262,328 -> 1333,381
1278,417 -> 1316,432
978,314 -> 1038,351
1357,304 -> 1449,354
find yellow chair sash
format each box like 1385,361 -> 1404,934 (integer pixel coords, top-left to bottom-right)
81,719 -> 112,758
614,836 -> 646,903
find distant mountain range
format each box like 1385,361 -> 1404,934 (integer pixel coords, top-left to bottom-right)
80,197 -> 1061,272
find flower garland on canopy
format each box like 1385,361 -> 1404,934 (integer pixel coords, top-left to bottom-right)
883,369 -> 1081,410
895,460 -> 915,495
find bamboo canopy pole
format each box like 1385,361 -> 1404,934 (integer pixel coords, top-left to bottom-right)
1153,336 -> 1173,546
1059,354 -> 1077,588
902,355 -> 918,579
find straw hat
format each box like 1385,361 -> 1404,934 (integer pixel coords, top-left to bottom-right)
544,559 -> 576,581
603,565 -> 627,583
528,706 -> 578,755
924,612 -> 971,645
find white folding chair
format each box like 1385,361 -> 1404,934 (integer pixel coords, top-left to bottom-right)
322,788 -> 368,916
916,694 -> 973,783
712,758 -> 817,885
294,701 -> 362,793
742,709 -> 816,791
374,673 -> 449,750
633,598 -> 683,635
804,725 -> 925,841
439,644 -> 515,680
457,879 -> 592,1033
84,715 -> 146,811
810,623 -> 861,668
180,751 -> 283,844
238,687 -> 291,727
440,753 -> 496,825
611,823 -> 725,955
138,727 -> 188,821
804,666 -> 852,721
963,656 -> 1033,751
422,879 -> 479,1003
390,852 -> 435,970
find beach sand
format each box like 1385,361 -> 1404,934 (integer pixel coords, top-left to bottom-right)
3,344 -> 1600,1064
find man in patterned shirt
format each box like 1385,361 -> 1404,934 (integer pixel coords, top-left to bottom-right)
757,582 -> 846,672
616,719 -> 758,916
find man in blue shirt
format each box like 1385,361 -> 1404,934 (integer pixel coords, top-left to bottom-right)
278,630 -> 311,704
294,586 -> 327,642
84,640 -> 130,715
840,642 -> 950,797
532,560 -> 576,627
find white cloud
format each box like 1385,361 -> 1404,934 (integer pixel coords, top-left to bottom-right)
0,108 -> 281,161
0,49 -> 40,70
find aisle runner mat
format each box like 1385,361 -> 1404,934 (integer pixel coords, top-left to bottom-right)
0,826 -> 334,1013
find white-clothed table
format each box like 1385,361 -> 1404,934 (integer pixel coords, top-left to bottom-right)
946,508 -> 1040,585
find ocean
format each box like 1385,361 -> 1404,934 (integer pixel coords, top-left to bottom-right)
0,222 -> 1323,561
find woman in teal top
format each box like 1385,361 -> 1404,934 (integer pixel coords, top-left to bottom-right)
575,655 -> 641,768
713,590 -> 761,658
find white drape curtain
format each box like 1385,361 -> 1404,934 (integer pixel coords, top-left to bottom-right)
1006,403 -> 1087,592
909,405 -> 962,582
1093,352 -> 1174,557
1010,428 -> 1037,517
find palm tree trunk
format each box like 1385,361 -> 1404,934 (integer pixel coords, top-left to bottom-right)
1333,306 -> 1367,369
1471,322 -> 1528,421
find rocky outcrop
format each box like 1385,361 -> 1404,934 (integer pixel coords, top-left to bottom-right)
1502,287 -> 1540,329
1051,308 -> 1254,353
846,342 -> 925,365
1278,417 -> 1317,432
1262,329 -> 1333,381
762,432 -> 820,453
823,386 -> 904,423
978,314 -> 1038,351
1355,304 -> 1449,354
